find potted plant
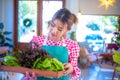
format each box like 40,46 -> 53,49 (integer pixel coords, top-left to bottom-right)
0,22 -> 13,48
100,53 -> 113,61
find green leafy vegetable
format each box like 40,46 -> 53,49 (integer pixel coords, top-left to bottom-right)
33,58 -> 64,71
3,56 -> 21,66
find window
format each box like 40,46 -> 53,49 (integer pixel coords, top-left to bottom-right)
18,1 -> 37,42
76,15 -> 119,52
14,0 -> 65,50
42,1 -> 63,35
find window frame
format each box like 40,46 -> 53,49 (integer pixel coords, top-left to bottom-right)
13,0 -> 66,51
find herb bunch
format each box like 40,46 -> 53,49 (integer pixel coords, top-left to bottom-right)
13,42 -> 51,68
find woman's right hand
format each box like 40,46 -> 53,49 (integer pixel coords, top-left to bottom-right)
24,72 -> 36,80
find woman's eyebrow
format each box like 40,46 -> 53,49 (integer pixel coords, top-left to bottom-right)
54,23 -> 63,29
58,26 -> 63,29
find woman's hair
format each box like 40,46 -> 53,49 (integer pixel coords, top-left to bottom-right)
52,8 -> 77,30
71,13 -> 78,24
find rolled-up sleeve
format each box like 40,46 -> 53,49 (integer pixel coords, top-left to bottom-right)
68,41 -> 81,80
30,36 -> 44,48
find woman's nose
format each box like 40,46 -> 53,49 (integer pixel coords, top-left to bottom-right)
52,27 -> 58,33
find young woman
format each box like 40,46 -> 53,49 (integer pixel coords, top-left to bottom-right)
26,8 -> 80,80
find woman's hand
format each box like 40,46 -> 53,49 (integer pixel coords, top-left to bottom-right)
63,63 -> 74,75
24,72 -> 36,80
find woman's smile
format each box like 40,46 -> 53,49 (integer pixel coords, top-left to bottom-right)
51,33 -> 57,37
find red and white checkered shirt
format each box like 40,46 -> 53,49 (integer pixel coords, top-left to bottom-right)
31,35 -> 81,79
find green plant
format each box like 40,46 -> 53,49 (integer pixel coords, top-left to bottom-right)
0,22 -> 13,47
70,32 -> 76,41
111,16 -> 120,45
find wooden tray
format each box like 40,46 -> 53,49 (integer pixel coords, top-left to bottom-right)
0,65 -> 64,78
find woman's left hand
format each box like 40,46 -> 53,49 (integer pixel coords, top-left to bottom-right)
63,63 -> 73,75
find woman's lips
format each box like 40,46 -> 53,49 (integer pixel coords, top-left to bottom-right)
51,33 -> 56,37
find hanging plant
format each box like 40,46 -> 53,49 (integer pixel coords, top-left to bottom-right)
23,18 -> 32,28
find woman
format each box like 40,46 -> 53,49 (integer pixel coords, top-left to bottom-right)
26,8 -> 80,80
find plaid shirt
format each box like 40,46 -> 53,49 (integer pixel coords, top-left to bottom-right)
31,35 -> 81,79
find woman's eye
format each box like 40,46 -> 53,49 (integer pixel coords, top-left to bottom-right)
58,29 -> 62,31
51,23 -> 55,27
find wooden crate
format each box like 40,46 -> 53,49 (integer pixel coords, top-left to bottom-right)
0,65 -> 64,78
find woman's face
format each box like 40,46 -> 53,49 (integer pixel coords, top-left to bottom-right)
48,19 -> 68,41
